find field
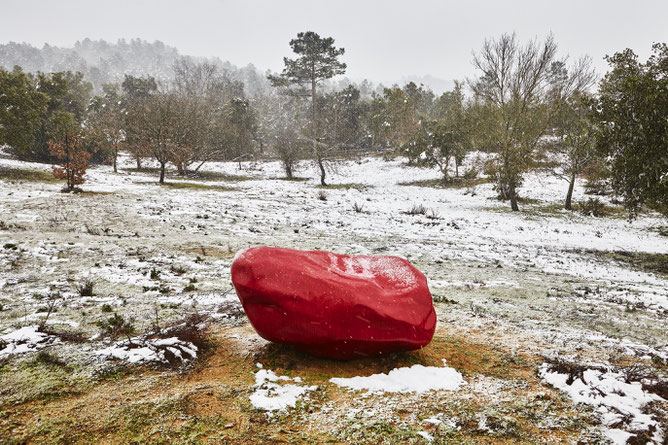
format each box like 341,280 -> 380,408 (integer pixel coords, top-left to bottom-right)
0,150 -> 666,444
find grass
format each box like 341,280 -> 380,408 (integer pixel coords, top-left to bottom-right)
586,250 -> 668,277
316,183 -> 368,190
399,177 -> 491,189
277,176 -> 309,182
142,181 -> 236,192
0,167 -> 59,183
0,324 -> 597,444
127,167 -> 250,183
483,199 -> 626,219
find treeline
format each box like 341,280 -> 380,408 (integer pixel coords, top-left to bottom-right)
0,33 -> 665,217
0,38 -> 270,95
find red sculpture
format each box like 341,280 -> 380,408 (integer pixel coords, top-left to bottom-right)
231,247 -> 436,360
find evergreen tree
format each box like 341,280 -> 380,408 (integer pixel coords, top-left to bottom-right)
596,43 -> 668,218
0,66 -> 47,157
268,31 -> 346,185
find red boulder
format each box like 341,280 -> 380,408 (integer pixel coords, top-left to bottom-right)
231,247 -> 436,360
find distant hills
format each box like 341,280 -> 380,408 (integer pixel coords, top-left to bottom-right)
0,38 -> 271,96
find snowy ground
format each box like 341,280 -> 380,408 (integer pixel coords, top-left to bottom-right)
0,150 -> 666,443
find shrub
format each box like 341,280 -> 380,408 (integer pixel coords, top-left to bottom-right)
32,350 -> 69,368
96,313 -> 136,342
183,284 -> 196,292
317,190 -> 328,201
170,264 -> 187,276
462,168 -> 478,179
101,304 -> 113,313
404,203 -> 427,216
76,279 -> 95,297
579,198 -> 607,217
352,202 -> 365,213
149,269 -> 160,280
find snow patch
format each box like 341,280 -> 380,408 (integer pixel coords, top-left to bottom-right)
539,364 -> 665,444
0,325 -> 52,359
96,336 -> 198,365
330,361 -> 464,394
249,367 -> 317,413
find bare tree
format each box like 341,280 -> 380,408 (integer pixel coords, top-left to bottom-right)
546,59 -> 597,210
470,33 -> 559,211
126,91 -> 179,183
550,93 -> 598,210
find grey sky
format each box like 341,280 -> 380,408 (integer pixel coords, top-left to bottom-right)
2,0 -> 667,90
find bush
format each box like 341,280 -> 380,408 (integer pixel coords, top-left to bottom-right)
579,198 -> 607,217
404,203 -> 427,216
317,190 -> 328,201
462,168 -> 478,179
97,313 -> 136,341
352,202 -> 365,213
76,279 -> 95,297
101,304 -> 113,313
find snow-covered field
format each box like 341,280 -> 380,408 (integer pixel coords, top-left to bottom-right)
0,151 -> 666,443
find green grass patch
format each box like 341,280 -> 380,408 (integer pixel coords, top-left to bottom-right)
316,183 -> 368,190
587,250 -> 668,277
146,181 -> 236,192
277,176 -> 309,182
0,355 -> 88,408
126,167 -> 249,182
191,170 -> 250,182
399,177 -> 490,189
0,167 -> 59,183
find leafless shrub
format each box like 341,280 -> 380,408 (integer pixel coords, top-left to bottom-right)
170,264 -> 188,276
39,293 -> 61,330
37,326 -> 87,343
404,203 -> 427,215
426,208 -> 440,220
317,190 -> 328,201
84,224 -> 100,236
352,202 -> 365,213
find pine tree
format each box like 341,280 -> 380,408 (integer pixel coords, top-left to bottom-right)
268,31 -> 346,186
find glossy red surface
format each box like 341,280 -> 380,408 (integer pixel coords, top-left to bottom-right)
231,247 -> 436,360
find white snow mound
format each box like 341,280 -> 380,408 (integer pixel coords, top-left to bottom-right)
329,361 -> 464,394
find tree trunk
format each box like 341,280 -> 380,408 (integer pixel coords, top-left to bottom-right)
159,161 -> 166,184
136,157 -> 142,169
455,160 -> 459,178
565,172 -> 576,210
65,134 -> 72,191
285,162 -> 293,179
318,156 -> 326,186
113,149 -> 118,173
509,184 -> 519,211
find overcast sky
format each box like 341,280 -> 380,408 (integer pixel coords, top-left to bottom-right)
2,0 -> 667,90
